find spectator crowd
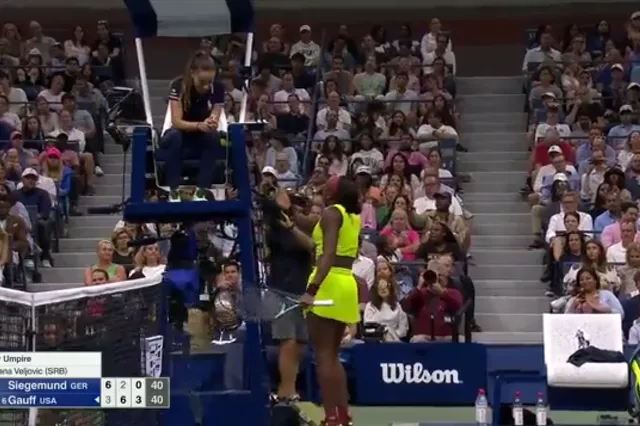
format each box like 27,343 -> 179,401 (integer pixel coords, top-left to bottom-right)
521,13 -> 640,345
0,19 -> 121,283
209,19 -> 478,345
0,18 -> 476,410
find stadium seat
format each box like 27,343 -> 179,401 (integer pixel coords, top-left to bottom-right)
543,313 -> 627,388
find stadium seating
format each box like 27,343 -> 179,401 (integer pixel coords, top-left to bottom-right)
6,11 -> 640,412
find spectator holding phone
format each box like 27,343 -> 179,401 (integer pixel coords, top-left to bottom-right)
160,51 -> 226,202
564,266 -> 623,315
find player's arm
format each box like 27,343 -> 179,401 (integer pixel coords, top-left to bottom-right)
207,83 -> 225,128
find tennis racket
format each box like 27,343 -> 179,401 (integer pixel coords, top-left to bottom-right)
261,288 -> 333,321
210,288 -> 333,346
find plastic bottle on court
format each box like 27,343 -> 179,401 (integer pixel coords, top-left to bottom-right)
475,388 -> 488,426
535,392 -> 548,425
513,391 -> 524,426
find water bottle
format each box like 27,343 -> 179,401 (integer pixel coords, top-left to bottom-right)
513,391 -> 524,426
535,392 -> 548,425
475,388 -> 489,426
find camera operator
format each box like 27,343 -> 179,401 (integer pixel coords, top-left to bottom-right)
401,258 -> 462,342
265,188 -> 314,403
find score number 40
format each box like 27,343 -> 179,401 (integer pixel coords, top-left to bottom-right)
146,380 -> 164,405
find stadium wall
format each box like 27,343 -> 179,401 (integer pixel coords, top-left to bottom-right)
172,343 -> 637,408
1,3 -> 638,78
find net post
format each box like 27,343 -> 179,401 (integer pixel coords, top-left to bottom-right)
134,37 -> 154,126
229,121 -> 267,402
27,297 -> 36,426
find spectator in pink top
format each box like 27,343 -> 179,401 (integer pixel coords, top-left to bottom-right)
384,133 -> 429,173
601,201 -> 640,249
380,208 -> 420,261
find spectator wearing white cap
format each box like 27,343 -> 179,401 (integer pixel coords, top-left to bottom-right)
533,104 -> 571,141
529,66 -> 563,105
262,163 -> 296,190
289,25 -> 320,67
530,172 -> 575,248
608,105 -> 640,151
598,62 -> 628,110
539,169 -> 579,204
13,166 -> 55,266
532,150 -> 577,195
626,83 -> 640,112
540,92 -> 561,110
413,172 -> 463,217
350,133 -> 384,177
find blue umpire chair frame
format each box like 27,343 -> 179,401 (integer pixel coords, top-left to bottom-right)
124,124 -> 269,426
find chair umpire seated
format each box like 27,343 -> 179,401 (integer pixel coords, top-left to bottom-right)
542,313 -> 629,411
157,52 -> 228,202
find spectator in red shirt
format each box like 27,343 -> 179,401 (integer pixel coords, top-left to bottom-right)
401,260 -> 463,341
534,128 -> 575,167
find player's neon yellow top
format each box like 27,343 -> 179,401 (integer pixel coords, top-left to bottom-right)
312,204 -> 361,261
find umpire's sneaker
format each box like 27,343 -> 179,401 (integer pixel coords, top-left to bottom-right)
168,190 -> 181,203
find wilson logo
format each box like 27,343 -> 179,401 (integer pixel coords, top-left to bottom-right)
380,363 -> 462,384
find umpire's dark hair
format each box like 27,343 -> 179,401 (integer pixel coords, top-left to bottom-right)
334,177 -> 361,215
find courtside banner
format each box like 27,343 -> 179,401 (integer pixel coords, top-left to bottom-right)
351,343 -> 487,406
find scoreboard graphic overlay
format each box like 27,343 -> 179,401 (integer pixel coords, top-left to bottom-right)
0,353 -> 169,409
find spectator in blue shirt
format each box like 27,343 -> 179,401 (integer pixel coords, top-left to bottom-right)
576,133 -> 616,174
540,172 -> 580,203
158,51 -> 226,202
607,105 -> 640,151
586,20 -> 610,57
594,190 -> 621,236
12,167 -> 54,267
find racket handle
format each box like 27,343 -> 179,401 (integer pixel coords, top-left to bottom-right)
312,299 -> 334,306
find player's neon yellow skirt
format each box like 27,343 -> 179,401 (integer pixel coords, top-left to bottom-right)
307,267 -> 360,324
